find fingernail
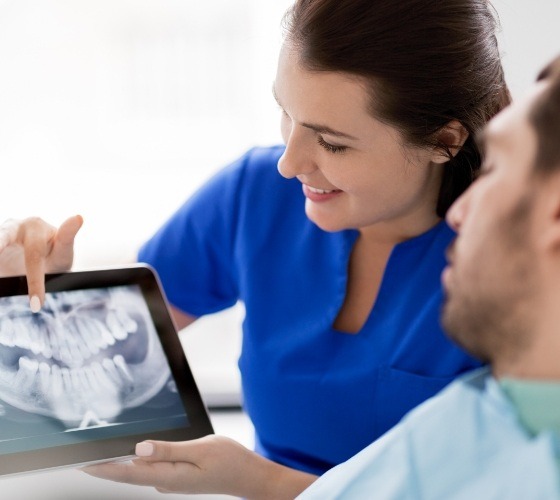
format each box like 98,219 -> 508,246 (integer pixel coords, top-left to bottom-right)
30,296 -> 41,313
136,442 -> 154,457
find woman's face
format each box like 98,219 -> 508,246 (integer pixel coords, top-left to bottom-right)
274,44 -> 444,237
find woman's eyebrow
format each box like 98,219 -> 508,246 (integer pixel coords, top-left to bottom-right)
300,122 -> 359,140
272,85 -> 359,140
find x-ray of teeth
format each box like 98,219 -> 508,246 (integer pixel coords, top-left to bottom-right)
0,285 -> 172,429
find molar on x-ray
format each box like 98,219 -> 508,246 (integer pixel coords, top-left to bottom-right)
0,286 -> 171,429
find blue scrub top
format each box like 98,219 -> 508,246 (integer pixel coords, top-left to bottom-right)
138,146 -> 481,475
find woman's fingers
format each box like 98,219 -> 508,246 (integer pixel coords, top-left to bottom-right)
82,436 -> 305,498
0,219 -> 20,253
48,214 -> 83,272
20,218 -> 57,309
84,460 -> 162,486
56,214 -> 83,247
83,459 -> 197,491
0,215 -> 84,310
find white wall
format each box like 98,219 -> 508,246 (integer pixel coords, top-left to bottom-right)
493,0 -> 560,100
0,0 -> 558,406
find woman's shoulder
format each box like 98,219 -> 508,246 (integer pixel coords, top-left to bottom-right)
224,145 -> 285,175
234,145 -> 287,183
188,145 -> 290,203
206,145 -> 287,191
243,144 -> 285,166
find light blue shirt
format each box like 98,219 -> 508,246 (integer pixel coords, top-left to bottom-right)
299,369 -> 560,499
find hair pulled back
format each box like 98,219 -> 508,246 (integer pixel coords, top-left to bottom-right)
284,0 -> 511,215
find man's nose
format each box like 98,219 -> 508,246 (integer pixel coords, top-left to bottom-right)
446,188 -> 470,231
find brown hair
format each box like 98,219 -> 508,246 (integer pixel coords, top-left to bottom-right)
530,55 -> 560,174
283,0 -> 511,216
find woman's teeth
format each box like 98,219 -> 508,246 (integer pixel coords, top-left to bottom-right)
307,186 -> 339,194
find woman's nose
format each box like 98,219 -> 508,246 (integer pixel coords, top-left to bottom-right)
277,125 -> 317,179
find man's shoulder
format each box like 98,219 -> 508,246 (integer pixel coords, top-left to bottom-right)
399,368 -> 535,470
385,368 -> 558,496
300,373 -> 560,499
387,367 -> 524,462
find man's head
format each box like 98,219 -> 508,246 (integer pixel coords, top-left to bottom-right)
441,55 -> 560,379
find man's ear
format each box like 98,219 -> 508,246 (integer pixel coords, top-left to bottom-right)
430,120 -> 469,164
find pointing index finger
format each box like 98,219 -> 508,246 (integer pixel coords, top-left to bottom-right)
19,218 -> 57,310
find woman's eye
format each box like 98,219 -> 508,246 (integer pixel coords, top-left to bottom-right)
317,136 -> 347,154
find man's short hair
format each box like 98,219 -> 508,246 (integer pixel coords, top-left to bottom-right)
530,55 -> 560,174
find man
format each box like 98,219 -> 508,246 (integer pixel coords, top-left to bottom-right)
4,56 -> 560,498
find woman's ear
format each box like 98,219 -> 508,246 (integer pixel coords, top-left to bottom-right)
431,120 -> 469,164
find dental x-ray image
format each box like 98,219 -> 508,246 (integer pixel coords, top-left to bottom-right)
0,285 -> 189,456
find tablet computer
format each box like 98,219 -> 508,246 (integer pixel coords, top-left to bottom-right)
0,264 -> 214,477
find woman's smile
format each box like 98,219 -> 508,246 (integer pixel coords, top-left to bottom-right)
302,183 -> 343,202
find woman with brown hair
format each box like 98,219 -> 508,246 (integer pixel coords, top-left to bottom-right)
1,0 -> 510,494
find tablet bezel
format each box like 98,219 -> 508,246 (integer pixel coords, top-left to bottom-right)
0,264 -> 214,477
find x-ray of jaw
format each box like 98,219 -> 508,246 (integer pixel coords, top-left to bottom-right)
0,286 -> 171,430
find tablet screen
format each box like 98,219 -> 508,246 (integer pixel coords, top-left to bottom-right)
0,265 -> 213,477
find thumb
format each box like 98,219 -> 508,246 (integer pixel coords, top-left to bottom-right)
57,214 -> 84,246
135,440 -> 192,463
49,215 -> 83,273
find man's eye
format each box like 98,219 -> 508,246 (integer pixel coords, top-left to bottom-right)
317,136 -> 347,154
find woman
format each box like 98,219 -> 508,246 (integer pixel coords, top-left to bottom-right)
0,0 -> 510,485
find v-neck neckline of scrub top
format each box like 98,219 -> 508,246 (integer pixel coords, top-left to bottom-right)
331,219 -> 450,336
